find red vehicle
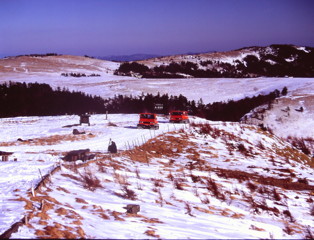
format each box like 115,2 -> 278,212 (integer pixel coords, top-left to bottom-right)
137,113 -> 159,129
169,110 -> 189,123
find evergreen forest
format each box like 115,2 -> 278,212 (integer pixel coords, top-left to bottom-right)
0,82 -> 286,122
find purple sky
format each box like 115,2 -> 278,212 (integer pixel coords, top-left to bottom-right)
0,0 -> 314,57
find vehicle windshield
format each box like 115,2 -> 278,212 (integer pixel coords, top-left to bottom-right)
141,114 -> 155,119
171,112 -> 183,116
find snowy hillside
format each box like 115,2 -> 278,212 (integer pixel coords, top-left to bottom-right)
0,114 -> 313,239
133,44 -> 314,78
1,52 -> 314,139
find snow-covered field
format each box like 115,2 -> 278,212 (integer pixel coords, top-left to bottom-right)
1,55 -> 314,137
0,114 -> 313,239
0,113 -> 185,236
0,55 -> 314,238
2,69 -> 314,138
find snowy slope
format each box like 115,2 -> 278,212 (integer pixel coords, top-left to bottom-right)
0,113 -> 182,236
0,116 -> 312,239
1,54 -> 314,139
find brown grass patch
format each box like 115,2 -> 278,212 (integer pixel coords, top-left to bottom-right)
39,225 -> 78,239
35,229 -> 46,237
38,220 -> 48,225
14,196 -> 33,210
35,211 -> 51,221
214,167 -> 314,191
30,195 -> 61,205
125,133 -> 192,163
144,229 -> 160,238
110,211 -> 125,221
99,213 -> 110,220
56,186 -> 70,193
75,197 -> 88,204
250,225 -> 266,231
0,133 -> 96,147
193,206 -> 214,214
275,146 -> 313,167
60,173 -> 81,182
41,201 -> 54,213
55,207 -> 68,216
231,213 -> 245,219
72,220 -> 82,225
141,217 -> 164,224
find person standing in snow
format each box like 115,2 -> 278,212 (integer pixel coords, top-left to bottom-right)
108,140 -> 117,153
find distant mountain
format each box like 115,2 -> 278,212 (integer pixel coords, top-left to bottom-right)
114,44 -> 314,78
96,54 -> 162,62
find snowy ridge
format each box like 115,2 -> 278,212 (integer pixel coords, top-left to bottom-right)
0,115 -> 313,239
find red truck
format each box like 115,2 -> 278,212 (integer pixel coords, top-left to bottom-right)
169,110 -> 189,123
137,113 -> 159,129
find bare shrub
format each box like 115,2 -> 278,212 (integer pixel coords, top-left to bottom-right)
184,202 -> 194,217
135,167 -> 141,179
287,136 -> 311,155
167,172 -> 174,181
237,143 -> 251,156
304,226 -> 313,239
119,186 -> 137,200
193,187 -> 199,197
248,197 -> 280,216
247,181 -> 258,192
190,122 -> 212,135
298,178 -> 309,185
283,209 -> 295,222
273,188 -> 281,201
107,121 -> 117,127
306,198 -> 313,203
157,188 -> 163,207
173,179 -> 184,190
204,178 -> 225,201
97,162 -> 107,173
190,174 -> 201,183
283,223 -> 293,235
200,196 -> 210,204
152,178 -> 164,188
113,171 -> 129,186
257,141 -> 265,150
79,169 -> 102,191
310,205 -> 314,216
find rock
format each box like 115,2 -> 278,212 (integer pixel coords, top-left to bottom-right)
125,204 -> 140,214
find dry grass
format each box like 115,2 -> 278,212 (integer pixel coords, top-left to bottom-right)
79,168 -> 102,191
125,132 -> 192,163
60,173 -> 81,182
75,198 -> 88,204
141,217 -> 164,224
115,186 -> 137,200
56,186 -> 70,194
274,145 -> 313,167
214,167 -> 314,191
0,133 -> 95,147
144,229 -> 160,238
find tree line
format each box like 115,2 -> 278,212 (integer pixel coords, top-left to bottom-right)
0,82 -> 286,122
0,82 -> 105,117
104,88 -> 286,122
